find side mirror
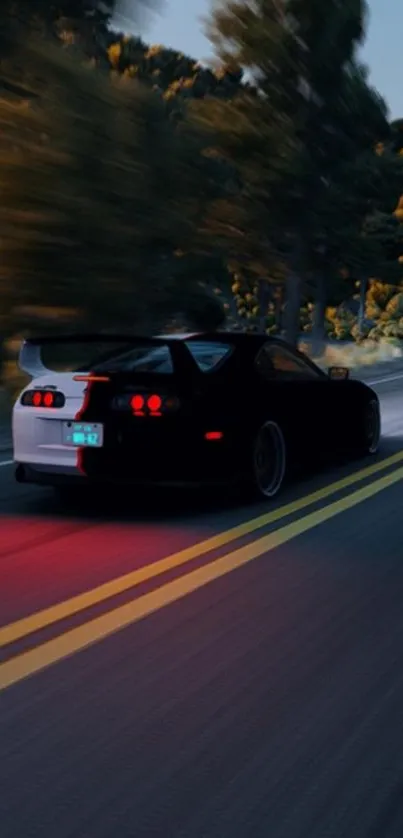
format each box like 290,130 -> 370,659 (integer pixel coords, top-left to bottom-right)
328,366 -> 350,380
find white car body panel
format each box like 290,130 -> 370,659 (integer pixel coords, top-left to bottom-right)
13,372 -> 88,474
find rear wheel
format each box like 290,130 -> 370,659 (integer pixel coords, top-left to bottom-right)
359,398 -> 381,455
250,420 -> 287,498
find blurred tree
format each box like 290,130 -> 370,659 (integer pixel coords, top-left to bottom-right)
189,87 -> 299,326
0,1 -> 114,49
336,139 -> 403,337
0,37 -> 204,346
388,119 -> 403,155
306,119 -> 402,346
199,0 -> 389,344
98,36 -> 248,330
1,1 -> 159,62
364,280 -> 403,341
106,36 -> 247,102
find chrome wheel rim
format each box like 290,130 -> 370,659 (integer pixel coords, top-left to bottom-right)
253,421 -> 286,497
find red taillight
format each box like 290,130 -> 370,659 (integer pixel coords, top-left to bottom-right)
21,389 -> 65,408
204,431 -> 223,441
127,391 -> 181,417
147,394 -> 162,413
131,394 -> 145,412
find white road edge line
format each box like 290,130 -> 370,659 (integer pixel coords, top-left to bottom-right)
367,372 -> 403,386
0,459 -> 13,467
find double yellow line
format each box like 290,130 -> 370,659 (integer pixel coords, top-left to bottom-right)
2,450 -> 403,692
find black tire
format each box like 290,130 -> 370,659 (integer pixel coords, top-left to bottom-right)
250,420 -> 287,498
359,397 -> 381,455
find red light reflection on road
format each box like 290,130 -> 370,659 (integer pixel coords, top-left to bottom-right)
0,514 -> 210,628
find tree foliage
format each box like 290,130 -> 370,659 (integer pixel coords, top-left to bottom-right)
193,0 -> 395,343
106,36 -> 246,100
0,37 -> 211,340
1,0 -> 403,379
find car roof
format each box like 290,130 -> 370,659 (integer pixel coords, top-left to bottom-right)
27,331 -> 274,348
156,331 -> 273,347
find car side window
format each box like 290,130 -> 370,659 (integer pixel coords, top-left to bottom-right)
185,341 -> 233,372
255,344 -> 322,381
94,346 -> 174,373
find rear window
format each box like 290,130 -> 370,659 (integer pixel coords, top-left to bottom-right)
92,345 -> 173,374
185,341 -> 233,371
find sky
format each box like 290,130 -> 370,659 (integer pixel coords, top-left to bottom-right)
115,0 -> 401,120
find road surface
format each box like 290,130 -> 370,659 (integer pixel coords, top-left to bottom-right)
2,372 -> 403,838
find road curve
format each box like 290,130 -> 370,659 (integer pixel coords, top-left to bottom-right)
2,374 -> 403,837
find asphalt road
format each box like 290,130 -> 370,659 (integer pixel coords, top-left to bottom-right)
2,372 -> 403,837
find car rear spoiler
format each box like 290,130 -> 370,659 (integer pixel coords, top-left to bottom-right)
18,334 -> 167,378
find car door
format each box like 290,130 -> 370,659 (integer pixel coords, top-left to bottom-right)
254,342 -> 343,462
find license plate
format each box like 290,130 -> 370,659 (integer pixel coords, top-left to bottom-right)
63,422 -> 104,447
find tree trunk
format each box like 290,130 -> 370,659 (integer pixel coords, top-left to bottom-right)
274,286 -> 283,333
257,280 -> 271,333
357,277 -> 367,338
283,269 -> 302,346
225,290 -> 242,329
311,272 -> 326,355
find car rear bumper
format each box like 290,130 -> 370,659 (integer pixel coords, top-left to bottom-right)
15,429 -> 243,485
14,418 -> 248,488
15,462 -> 240,490
15,463 -> 82,486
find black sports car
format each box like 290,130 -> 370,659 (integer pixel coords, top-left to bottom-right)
14,331 -> 381,498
